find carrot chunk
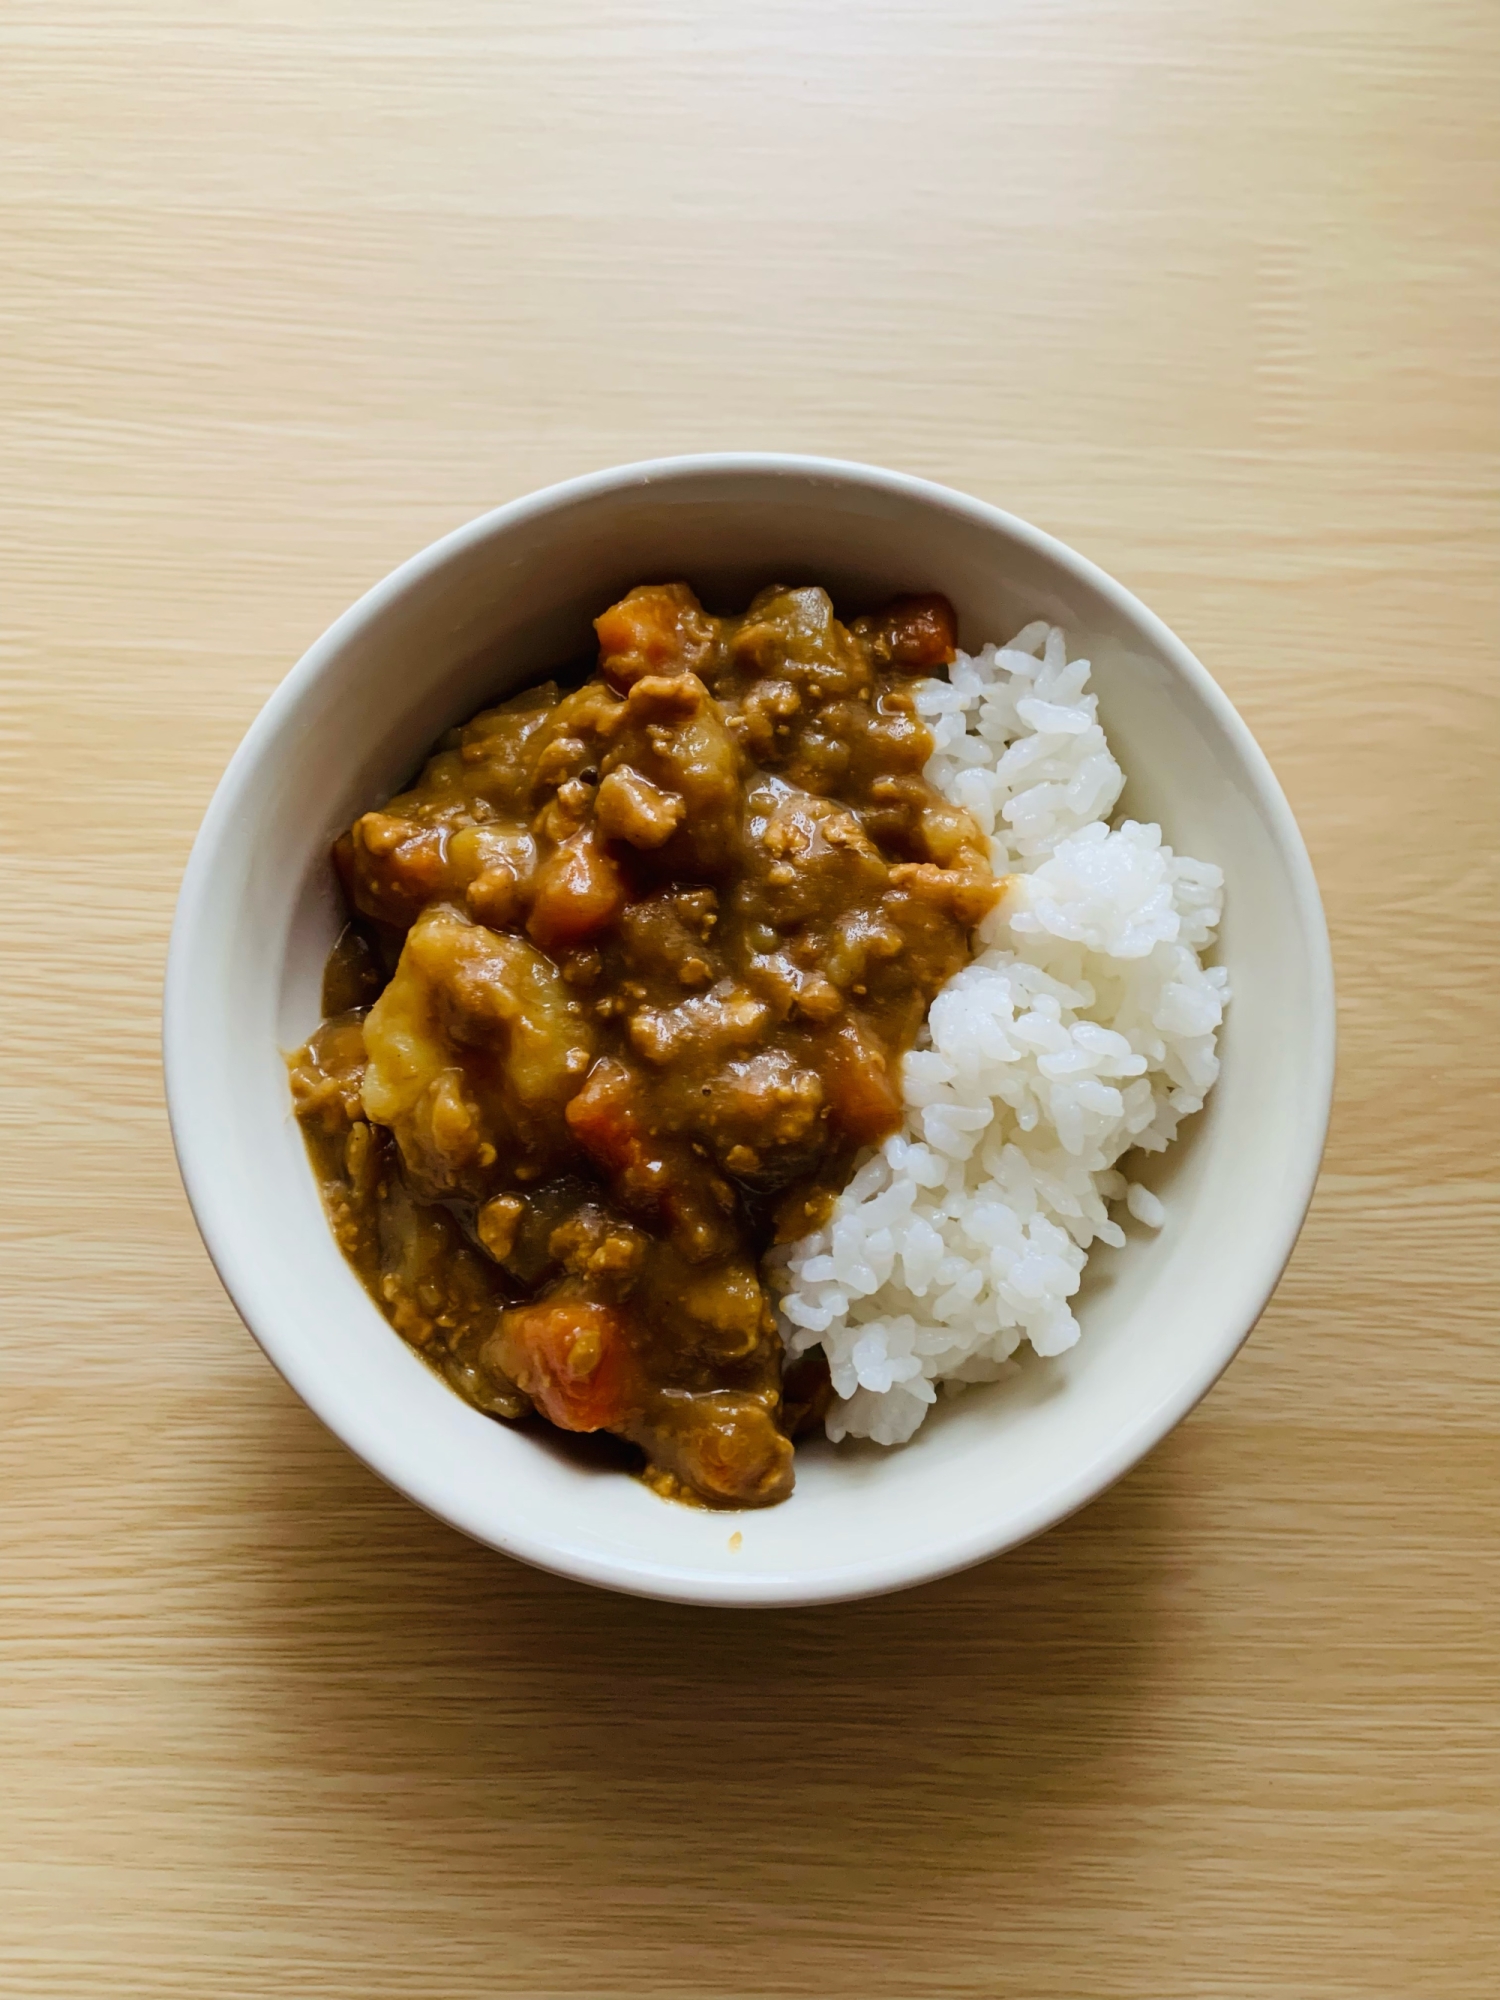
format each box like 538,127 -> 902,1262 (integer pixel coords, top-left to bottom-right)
492,1300 -> 639,1432
564,1058 -> 645,1175
526,829 -> 625,954
594,583 -> 714,690
821,1022 -> 903,1145
880,593 -> 959,670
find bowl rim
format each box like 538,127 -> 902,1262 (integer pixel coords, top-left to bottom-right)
163,451 -> 1336,1607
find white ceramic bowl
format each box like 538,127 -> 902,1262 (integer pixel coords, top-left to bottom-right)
164,455 -> 1334,1606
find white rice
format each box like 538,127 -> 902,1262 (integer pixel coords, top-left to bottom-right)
769,621 -> 1229,1446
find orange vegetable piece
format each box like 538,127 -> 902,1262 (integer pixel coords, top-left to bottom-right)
821,1022 -> 903,1145
526,829 -> 625,955
494,1300 -> 639,1433
594,582 -> 714,690
564,1058 -> 645,1175
880,593 -> 959,671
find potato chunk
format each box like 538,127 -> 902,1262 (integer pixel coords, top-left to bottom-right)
693,1048 -> 827,1184
742,779 -> 889,927
595,764 -> 685,848
602,672 -> 744,875
645,1392 -> 794,1508
362,903 -> 589,1192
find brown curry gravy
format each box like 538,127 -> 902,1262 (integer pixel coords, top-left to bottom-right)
290,582 -> 997,1507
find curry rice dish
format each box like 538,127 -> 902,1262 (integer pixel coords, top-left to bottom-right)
291,582 -> 1228,1509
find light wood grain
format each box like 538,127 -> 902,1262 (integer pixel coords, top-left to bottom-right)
2,3 -> 1497,1996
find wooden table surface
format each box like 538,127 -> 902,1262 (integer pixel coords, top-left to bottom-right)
3,4 -> 1496,1995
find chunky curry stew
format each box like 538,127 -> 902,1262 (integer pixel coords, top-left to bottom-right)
290,582 -> 998,1507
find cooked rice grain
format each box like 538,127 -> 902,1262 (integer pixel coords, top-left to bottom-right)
770,624 -> 1228,1445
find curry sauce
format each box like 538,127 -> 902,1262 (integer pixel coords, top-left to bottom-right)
290,582 -> 998,1507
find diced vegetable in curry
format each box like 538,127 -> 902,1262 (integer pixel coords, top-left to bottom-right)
290,582 -> 998,1507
